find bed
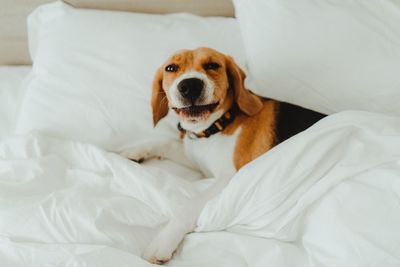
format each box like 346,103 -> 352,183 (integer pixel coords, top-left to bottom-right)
1,1 -> 400,266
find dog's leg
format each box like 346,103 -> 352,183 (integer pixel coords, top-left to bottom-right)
119,139 -> 193,167
143,175 -> 232,264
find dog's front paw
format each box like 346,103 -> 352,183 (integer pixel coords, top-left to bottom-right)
119,150 -> 153,163
143,220 -> 194,265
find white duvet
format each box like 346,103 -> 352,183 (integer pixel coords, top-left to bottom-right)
1,111 -> 400,267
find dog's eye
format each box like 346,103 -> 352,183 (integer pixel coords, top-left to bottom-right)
165,64 -> 179,72
203,62 -> 220,71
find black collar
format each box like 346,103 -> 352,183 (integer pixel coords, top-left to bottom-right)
177,106 -> 237,139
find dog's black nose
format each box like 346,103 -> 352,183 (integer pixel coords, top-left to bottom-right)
177,78 -> 204,101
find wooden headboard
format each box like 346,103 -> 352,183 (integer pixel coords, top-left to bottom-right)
0,0 -> 234,65
65,0 -> 234,17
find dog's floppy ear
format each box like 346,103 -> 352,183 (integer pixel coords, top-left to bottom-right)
225,56 -> 263,116
151,67 -> 169,126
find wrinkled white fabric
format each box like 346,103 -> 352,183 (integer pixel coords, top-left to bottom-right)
1,111 -> 400,266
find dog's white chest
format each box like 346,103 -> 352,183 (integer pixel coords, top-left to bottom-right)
183,128 -> 240,179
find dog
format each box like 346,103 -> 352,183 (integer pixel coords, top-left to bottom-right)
122,47 -> 326,264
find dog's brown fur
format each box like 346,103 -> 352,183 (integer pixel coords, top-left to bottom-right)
223,100 -> 277,169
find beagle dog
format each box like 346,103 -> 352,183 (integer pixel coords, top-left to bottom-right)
123,47 -> 325,264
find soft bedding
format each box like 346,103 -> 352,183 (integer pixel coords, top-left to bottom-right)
233,0 -> 400,116
16,1 -> 247,151
0,66 -> 31,139
1,111 -> 399,266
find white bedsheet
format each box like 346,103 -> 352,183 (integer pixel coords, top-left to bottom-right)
0,66 -> 31,139
0,111 -> 399,266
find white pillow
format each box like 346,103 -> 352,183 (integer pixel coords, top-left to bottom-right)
233,0 -> 400,115
0,66 -> 31,139
16,1 -> 247,151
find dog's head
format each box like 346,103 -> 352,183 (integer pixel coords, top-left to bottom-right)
151,47 -> 263,131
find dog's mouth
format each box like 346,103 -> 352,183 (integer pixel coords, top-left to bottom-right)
172,102 -> 219,119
